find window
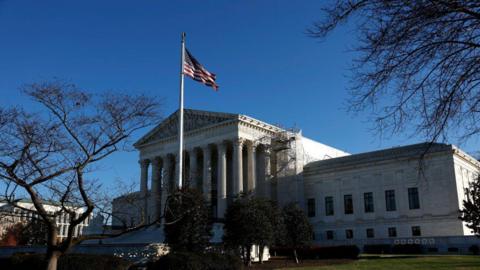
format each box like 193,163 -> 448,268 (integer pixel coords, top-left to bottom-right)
412,226 -> 421,236
345,229 -> 354,239
325,196 -> 334,216
364,192 -> 374,213
385,190 -> 396,211
307,198 -> 316,217
326,230 -> 334,240
408,187 -> 420,209
366,228 -> 375,238
388,227 -> 397,237
344,194 -> 353,214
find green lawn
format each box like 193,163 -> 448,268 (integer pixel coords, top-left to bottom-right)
277,255 -> 480,270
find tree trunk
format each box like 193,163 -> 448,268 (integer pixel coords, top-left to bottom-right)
241,246 -> 246,265
293,248 -> 299,264
247,245 -> 252,267
46,251 -> 61,270
259,245 -> 264,264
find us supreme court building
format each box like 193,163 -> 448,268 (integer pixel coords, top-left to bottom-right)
112,109 -> 480,252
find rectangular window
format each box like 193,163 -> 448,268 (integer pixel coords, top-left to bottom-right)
307,198 -> 316,217
345,229 -> 354,239
364,192 -> 374,213
385,190 -> 396,211
344,194 -> 353,214
366,228 -> 375,238
412,226 -> 421,236
408,187 -> 420,209
325,196 -> 334,216
326,230 -> 334,240
388,227 -> 397,237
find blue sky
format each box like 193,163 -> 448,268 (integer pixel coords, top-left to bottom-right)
1,1 -> 478,193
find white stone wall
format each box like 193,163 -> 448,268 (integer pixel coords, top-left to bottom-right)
111,191 -> 154,228
303,145 -> 479,244
0,201 -> 90,240
452,148 -> 480,235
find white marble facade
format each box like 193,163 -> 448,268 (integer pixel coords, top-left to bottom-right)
112,109 -> 347,227
303,143 -> 480,250
112,109 -> 480,252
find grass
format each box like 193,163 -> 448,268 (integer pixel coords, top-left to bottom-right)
271,255 -> 480,270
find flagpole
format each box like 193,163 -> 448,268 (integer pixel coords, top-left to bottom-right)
177,32 -> 186,189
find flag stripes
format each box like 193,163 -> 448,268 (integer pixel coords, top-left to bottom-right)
184,49 -> 219,90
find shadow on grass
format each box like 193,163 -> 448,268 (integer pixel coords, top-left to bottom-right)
360,255 -> 420,260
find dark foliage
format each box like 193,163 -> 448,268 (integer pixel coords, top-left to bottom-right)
223,195 -> 281,264
270,245 -> 360,259
363,244 -> 424,254
0,253 -> 131,270
0,220 -> 48,246
469,245 -> 479,255
460,175 -> 480,235
281,202 -> 313,263
164,188 -> 212,252
363,244 -> 392,254
147,251 -> 242,270
310,1 -> 480,142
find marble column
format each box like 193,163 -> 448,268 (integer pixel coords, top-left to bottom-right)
217,142 -> 227,218
247,142 -> 257,193
233,138 -> 244,195
189,148 -> 198,189
202,145 -> 212,203
139,159 -> 150,223
269,147 -> 277,201
161,155 -> 172,220
264,147 -> 272,200
151,157 -> 162,222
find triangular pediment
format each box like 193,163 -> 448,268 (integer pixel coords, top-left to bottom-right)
135,109 -> 238,147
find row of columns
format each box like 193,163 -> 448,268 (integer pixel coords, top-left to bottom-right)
139,138 -> 273,223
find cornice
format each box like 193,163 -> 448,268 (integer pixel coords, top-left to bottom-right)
136,119 -> 238,150
135,110 -> 284,150
237,114 -> 283,134
451,145 -> 480,168
304,143 -> 455,176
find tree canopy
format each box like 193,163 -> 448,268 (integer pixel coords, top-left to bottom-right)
164,188 -> 212,253
223,195 -> 281,265
310,1 -> 480,142
0,219 -> 48,246
0,81 -> 160,270
460,174 -> 480,235
281,202 -> 313,264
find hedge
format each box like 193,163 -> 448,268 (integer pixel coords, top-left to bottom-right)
147,251 -> 243,270
270,245 -> 360,259
391,244 -> 423,254
0,253 -> 131,270
363,244 -> 424,254
363,244 -> 392,254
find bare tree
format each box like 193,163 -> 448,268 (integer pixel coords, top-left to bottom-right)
309,1 -> 480,143
0,81 -> 161,270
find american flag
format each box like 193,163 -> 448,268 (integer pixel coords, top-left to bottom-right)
183,49 -> 218,91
